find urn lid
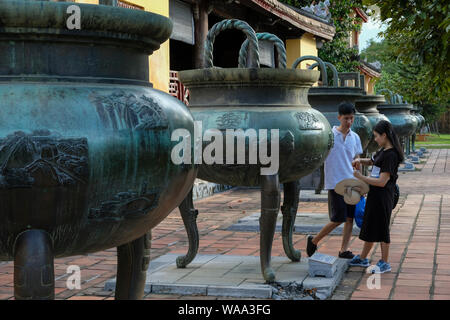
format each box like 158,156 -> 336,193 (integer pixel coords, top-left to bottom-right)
308,86 -> 364,97
377,103 -> 413,114
355,94 -> 386,104
355,94 -> 386,114
179,68 -> 320,88
0,0 -> 173,54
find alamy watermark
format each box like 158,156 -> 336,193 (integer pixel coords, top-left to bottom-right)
66,265 -> 81,290
366,266 -> 381,290
171,121 -> 280,175
66,5 -> 81,30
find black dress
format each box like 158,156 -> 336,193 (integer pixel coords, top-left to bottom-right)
359,148 -> 400,243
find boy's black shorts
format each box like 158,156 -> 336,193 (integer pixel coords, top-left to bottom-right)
328,189 -> 355,223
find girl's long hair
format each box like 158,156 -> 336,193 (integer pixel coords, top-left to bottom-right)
373,120 -> 405,163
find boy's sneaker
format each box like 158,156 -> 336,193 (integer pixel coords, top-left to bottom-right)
369,260 -> 392,274
349,255 -> 370,267
306,235 -> 317,257
338,251 -> 355,259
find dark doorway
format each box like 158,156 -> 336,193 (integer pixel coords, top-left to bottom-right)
170,39 -> 195,71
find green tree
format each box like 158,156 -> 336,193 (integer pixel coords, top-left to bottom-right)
360,38 -> 448,122
318,0 -> 364,72
363,0 -> 450,99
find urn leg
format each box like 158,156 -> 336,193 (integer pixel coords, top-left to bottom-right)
115,231 -> 151,300
281,180 -> 301,262
259,174 -> 280,283
176,189 -> 199,268
14,229 -> 55,300
315,165 -> 325,195
401,137 -> 406,156
412,134 -> 416,153
405,136 -> 410,156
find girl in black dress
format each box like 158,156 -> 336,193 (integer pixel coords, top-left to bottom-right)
349,120 -> 404,273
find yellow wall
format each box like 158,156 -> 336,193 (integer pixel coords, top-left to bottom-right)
368,76 -> 376,94
127,0 -> 170,93
286,33 -> 319,84
286,33 -> 318,70
74,0 -> 170,93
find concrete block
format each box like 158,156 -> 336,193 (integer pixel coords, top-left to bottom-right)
410,156 -> 420,164
308,253 -> 338,278
399,162 -> 415,171
303,259 -> 349,299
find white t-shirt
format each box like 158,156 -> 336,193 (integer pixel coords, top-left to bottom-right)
324,126 -> 363,190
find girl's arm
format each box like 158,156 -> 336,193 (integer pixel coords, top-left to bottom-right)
354,170 -> 390,188
352,158 -> 373,170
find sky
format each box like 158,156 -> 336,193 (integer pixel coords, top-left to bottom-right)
359,16 -> 387,52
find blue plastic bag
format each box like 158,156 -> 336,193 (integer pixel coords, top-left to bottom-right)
355,196 -> 366,228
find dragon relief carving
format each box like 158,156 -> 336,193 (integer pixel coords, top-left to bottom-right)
88,183 -> 160,221
90,91 -> 169,131
294,112 -> 323,130
0,130 -> 88,188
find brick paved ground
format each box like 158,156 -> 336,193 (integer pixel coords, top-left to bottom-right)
0,149 -> 448,300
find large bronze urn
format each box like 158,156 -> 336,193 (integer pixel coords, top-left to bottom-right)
410,106 -> 426,152
0,0 -> 196,299
377,91 -> 418,155
296,58 -> 370,192
355,93 -> 390,153
412,106 -> 426,133
306,64 -> 371,150
177,20 -> 333,282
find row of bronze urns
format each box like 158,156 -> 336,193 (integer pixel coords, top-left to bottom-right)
176,17 -> 429,282
176,18 -> 427,282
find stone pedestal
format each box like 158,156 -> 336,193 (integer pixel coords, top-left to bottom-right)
308,253 -> 338,278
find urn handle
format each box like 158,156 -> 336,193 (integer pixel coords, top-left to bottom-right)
291,56 -> 328,86
377,88 -> 395,104
308,61 -> 339,86
204,19 -> 260,68
238,32 -> 287,69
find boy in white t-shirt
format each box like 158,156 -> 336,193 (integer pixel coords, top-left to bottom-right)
307,102 -> 363,259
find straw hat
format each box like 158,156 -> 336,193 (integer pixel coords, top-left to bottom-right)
335,179 -> 369,205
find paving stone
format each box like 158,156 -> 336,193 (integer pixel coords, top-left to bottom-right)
207,285 -> 272,299
226,212 -> 360,235
151,283 -> 207,296
176,276 -> 243,286
187,268 -> 231,278
299,190 -> 328,203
